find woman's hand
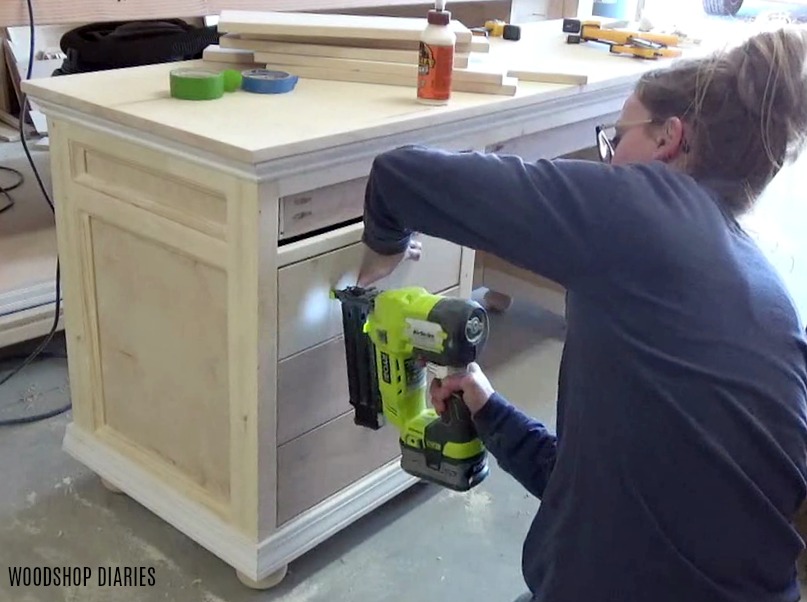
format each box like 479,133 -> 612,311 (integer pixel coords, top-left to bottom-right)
356,237 -> 422,287
429,363 -> 495,417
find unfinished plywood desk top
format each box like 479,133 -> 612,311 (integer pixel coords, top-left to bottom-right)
20,20 -> 692,169
16,18 -> 702,591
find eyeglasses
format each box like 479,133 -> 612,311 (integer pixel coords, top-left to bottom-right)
595,119 -> 659,163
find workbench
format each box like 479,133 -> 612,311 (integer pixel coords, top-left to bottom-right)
19,19 -> 684,588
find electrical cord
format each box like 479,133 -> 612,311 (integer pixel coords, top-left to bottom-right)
0,0 -> 68,427
0,165 -> 24,214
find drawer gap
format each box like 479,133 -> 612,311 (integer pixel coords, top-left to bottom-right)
278,216 -> 362,247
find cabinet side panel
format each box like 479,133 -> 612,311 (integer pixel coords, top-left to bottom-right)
89,218 -> 232,513
56,121 -> 238,521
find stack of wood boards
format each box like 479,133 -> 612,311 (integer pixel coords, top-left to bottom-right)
204,10 -> 520,96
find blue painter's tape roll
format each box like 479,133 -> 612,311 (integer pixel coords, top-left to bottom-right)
241,69 -> 299,94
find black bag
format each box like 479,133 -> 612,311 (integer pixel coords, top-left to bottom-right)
53,19 -> 221,76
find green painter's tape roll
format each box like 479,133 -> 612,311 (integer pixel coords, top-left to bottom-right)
169,68 -> 242,100
222,69 -> 243,92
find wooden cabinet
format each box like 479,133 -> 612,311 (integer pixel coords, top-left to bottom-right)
46,122 -> 473,585
23,68 -> 484,588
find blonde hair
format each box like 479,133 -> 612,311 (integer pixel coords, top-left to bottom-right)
635,27 -> 807,214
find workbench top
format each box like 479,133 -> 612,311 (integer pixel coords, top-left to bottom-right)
21,59 -> 539,164
20,20 -> 693,165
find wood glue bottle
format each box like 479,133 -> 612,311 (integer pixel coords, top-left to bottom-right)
417,0 -> 456,105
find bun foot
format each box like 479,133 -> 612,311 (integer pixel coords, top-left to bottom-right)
100,478 -> 123,494
236,565 -> 288,590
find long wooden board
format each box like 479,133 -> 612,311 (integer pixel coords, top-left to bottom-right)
203,46 -> 515,94
218,34 -> 471,68
255,52 -> 506,84
506,67 -> 587,85
215,32 -> 476,55
470,36 -> 490,53
260,60 -> 518,95
203,45 -> 260,64
220,34 -> 419,61
218,10 -> 474,45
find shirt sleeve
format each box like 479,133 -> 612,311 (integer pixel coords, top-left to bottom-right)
473,392 -> 558,499
361,144 -> 625,288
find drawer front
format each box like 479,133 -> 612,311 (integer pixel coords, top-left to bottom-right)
277,286 -> 459,445
277,235 -> 462,360
276,410 -> 401,525
279,176 -> 367,240
277,336 -> 347,446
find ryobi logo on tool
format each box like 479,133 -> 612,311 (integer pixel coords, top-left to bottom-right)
380,352 -> 392,384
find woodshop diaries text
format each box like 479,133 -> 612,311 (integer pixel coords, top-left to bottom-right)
8,565 -> 157,587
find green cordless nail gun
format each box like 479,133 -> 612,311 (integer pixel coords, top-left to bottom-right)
331,285 -> 490,492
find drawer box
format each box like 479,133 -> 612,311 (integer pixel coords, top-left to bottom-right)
276,286 -> 459,446
279,176 -> 367,240
276,410 -> 401,525
277,235 -> 463,360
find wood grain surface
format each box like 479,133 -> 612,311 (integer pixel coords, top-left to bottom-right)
218,10 -> 473,45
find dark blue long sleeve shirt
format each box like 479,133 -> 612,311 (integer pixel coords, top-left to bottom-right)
361,145 -> 807,602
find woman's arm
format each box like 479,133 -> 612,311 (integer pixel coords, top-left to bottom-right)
473,393 -> 558,499
429,364 -> 558,499
362,144 -> 622,288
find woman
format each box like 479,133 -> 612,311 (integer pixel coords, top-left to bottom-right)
356,26 -> 807,602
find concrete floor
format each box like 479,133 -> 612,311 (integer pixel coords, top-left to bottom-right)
0,291 -> 567,602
